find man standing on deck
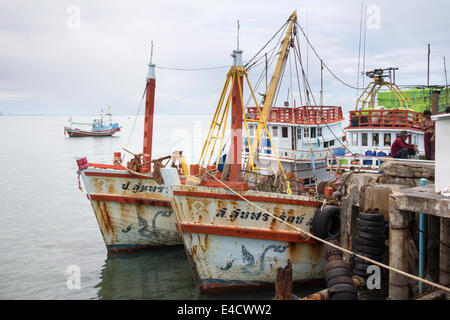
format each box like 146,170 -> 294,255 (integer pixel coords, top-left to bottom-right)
421,110 -> 435,160
391,131 -> 417,159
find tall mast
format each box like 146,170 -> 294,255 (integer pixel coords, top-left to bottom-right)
142,59 -> 156,172
244,11 -> 297,175
229,49 -> 244,182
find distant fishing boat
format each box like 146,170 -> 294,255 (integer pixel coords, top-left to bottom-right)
65,108 -> 121,137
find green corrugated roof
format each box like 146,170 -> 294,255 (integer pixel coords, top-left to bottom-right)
377,87 -> 449,112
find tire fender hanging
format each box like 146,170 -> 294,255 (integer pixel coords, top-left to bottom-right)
312,205 -> 341,239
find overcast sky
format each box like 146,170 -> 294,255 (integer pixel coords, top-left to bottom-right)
0,0 -> 449,115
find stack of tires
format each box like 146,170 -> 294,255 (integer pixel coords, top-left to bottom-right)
324,238 -> 358,300
353,211 -> 386,279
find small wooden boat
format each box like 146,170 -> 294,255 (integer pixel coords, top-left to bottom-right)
65,111 -> 120,137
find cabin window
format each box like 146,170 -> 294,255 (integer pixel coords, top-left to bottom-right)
352,133 -> 358,146
329,140 -> 335,146
384,133 -> 391,146
282,126 -> 288,138
317,127 -> 322,137
362,133 -> 368,146
304,127 -> 310,138
249,125 -> 254,137
324,141 -> 329,148
372,133 -> 379,146
272,126 -> 278,137
310,127 -> 317,138
296,127 -> 302,140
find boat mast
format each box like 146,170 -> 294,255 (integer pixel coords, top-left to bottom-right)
142,58 -> 156,172
244,11 -> 297,177
229,49 -> 245,182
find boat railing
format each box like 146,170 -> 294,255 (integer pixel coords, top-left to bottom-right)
347,109 -> 423,130
326,154 -> 392,172
246,106 -> 344,124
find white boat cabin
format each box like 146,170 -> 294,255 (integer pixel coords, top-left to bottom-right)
242,105 -> 347,185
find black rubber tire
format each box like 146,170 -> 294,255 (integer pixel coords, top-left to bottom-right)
324,237 -> 343,259
357,231 -> 385,242
354,262 -> 374,273
358,212 -> 385,222
355,244 -> 385,256
312,205 -> 341,239
325,260 -> 351,273
330,291 -> 358,300
325,267 -> 353,283
357,225 -> 385,234
325,250 -> 343,260
353,268 -> 370,279
326,275 -> 355,288
355,257 -> 377,267
328,283 -> 357,294
355,250 -> 383,261
357,218 -> 385,229
355,235 -> 385,247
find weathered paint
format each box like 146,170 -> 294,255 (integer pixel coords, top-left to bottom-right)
81,167 -> 182,251
170,184 -> 326,292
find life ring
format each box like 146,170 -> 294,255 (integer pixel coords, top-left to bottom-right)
312,205 -> 341,239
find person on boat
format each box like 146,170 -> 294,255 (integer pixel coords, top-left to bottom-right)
421,110 -> 435,160
391,131 -> 417,159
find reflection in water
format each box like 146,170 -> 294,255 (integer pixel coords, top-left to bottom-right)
95,247 -> 324,300
95,247 -> 199,300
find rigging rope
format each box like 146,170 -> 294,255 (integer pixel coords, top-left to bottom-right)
156,65 -> 230,71
244,19 -> 290,69
296,21 -> 365,91
205,171 -> 450,294
122,86 -> 147,162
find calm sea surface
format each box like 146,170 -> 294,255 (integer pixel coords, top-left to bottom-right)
0,114 -> 323,300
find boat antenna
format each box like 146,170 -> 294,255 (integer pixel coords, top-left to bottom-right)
356,2 -> 363,100
150,40 -> 154,64
237,19 -> 240,49
362,2 -> 367,89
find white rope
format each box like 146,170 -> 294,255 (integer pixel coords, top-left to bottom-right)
205,172 -> 450,294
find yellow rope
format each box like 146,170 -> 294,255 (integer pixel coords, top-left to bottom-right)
205,171 -> 450,294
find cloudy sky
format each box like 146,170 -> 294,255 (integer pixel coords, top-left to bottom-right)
0,0 -> 449,115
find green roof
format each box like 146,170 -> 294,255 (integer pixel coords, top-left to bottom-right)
377,87 -> 450,113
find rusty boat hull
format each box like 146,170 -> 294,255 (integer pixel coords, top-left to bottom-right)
169,184 -> 326,293
80,165 -> 182,252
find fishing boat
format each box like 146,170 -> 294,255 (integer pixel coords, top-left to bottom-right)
65,109 -> 121,137
75,59 -> 188,252
162,12 -> 339,293
328,68 -> 425,172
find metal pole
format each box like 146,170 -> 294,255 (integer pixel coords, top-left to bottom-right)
418,179 -> 427,294
444,56 -> 448,106
320,60 -> 324,105
427,44 -> 430,87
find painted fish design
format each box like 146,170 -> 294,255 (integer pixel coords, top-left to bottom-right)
241,244 -> 288,275
121,210 -> 172,237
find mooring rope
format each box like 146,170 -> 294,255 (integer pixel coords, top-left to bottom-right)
205,171 -> 450,294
